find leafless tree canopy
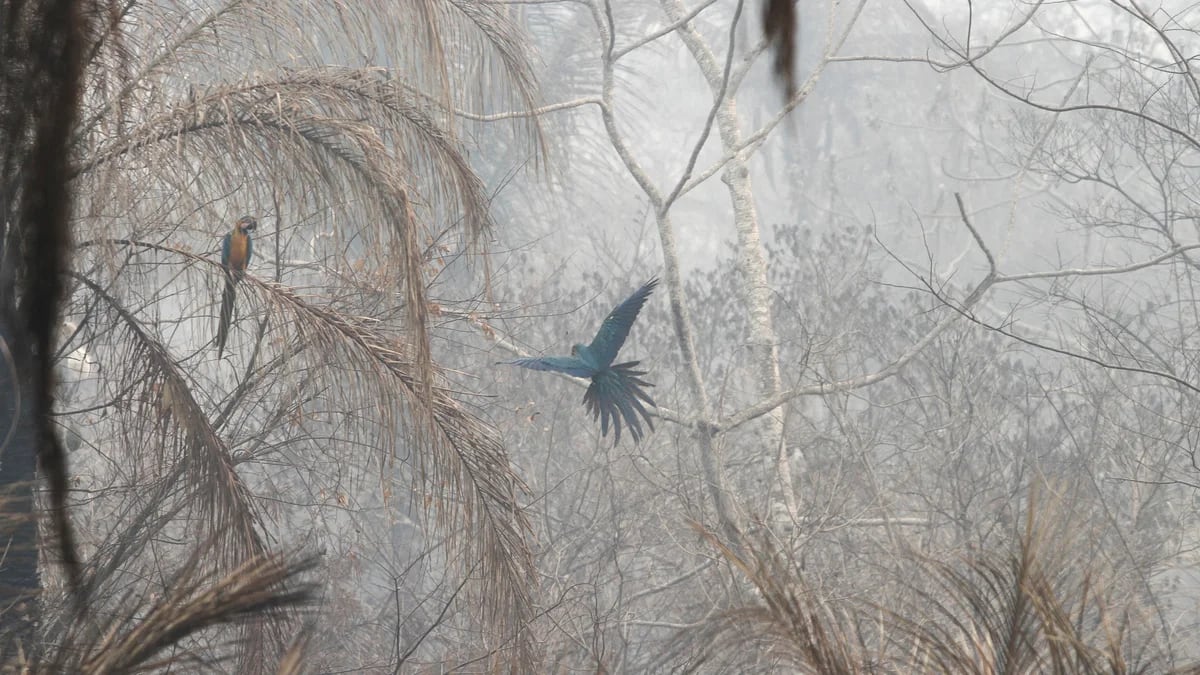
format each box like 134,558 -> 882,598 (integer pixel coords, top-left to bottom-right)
5,0 -> 1200,671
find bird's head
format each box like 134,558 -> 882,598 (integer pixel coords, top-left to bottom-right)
236,215 -> 258,233
571,344 -> 592,363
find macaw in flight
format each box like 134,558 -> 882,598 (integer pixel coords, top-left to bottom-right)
505,278 -> 659,444
216,215 -> 256,358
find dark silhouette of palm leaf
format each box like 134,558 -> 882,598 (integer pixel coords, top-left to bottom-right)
59,549 -> 317,673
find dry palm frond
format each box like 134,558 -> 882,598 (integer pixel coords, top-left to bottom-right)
888,487 -> 1169,675
274,628 -> 311,675
61,549 -> 317,673
72,235 -> 539,664
683,523 -> 868,674
73,0 -> 543,135
683,490 -> 1187,674
55,0 -> 545,668
253,278 -> 538,665
70,272 -> 266,570
72,1 -> 544,427
77,69 -> 494,238
434,0 -> 545,154
73,66 -> 502,401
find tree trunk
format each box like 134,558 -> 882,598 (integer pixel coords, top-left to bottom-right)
661,0 -> 795,525
0,316 -> 41,654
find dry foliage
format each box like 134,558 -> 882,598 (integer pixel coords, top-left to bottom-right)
5,0 -> 546,669
685,486 -> 1194,674
63,550 -> 317,674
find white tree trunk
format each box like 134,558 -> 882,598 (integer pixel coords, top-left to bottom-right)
661,0 -> 797,525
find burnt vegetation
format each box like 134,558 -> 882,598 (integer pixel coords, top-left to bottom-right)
4,0 -> 1200,671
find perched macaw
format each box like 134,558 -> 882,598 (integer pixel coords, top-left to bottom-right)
216,215 -> 256,358
505,278 -> 659,444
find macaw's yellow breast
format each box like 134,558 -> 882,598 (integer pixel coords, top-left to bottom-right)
228,230 -> 250,270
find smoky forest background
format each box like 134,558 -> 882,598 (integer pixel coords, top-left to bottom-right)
4,0 -> 1200,672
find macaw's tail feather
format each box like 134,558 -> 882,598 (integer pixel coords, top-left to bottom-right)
583,360 -> 656,444
216,275 -> 236,358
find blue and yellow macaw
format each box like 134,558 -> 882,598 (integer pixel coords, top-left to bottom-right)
216,215 -> 256,358
505,278 -> 659,444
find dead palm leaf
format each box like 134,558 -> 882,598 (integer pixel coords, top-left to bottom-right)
682,522 -> 869,674
63,549 -> 317,673
53,0 -> 546,667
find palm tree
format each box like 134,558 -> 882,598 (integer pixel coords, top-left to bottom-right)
4,0 -> 545,669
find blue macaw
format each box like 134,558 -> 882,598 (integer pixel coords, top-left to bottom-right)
505,278 -> 659,444
216,215 -> 256,357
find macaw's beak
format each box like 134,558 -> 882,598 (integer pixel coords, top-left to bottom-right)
239,216 -> 258,231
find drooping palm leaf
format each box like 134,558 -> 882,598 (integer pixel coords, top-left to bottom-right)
61,0 -> 545,667
69,239 -> 539,664
64,549 -> 317,673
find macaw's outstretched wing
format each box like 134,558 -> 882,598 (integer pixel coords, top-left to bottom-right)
583,361 -> 656,444
587,278 -> 659,367
505,356 -> 595,379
